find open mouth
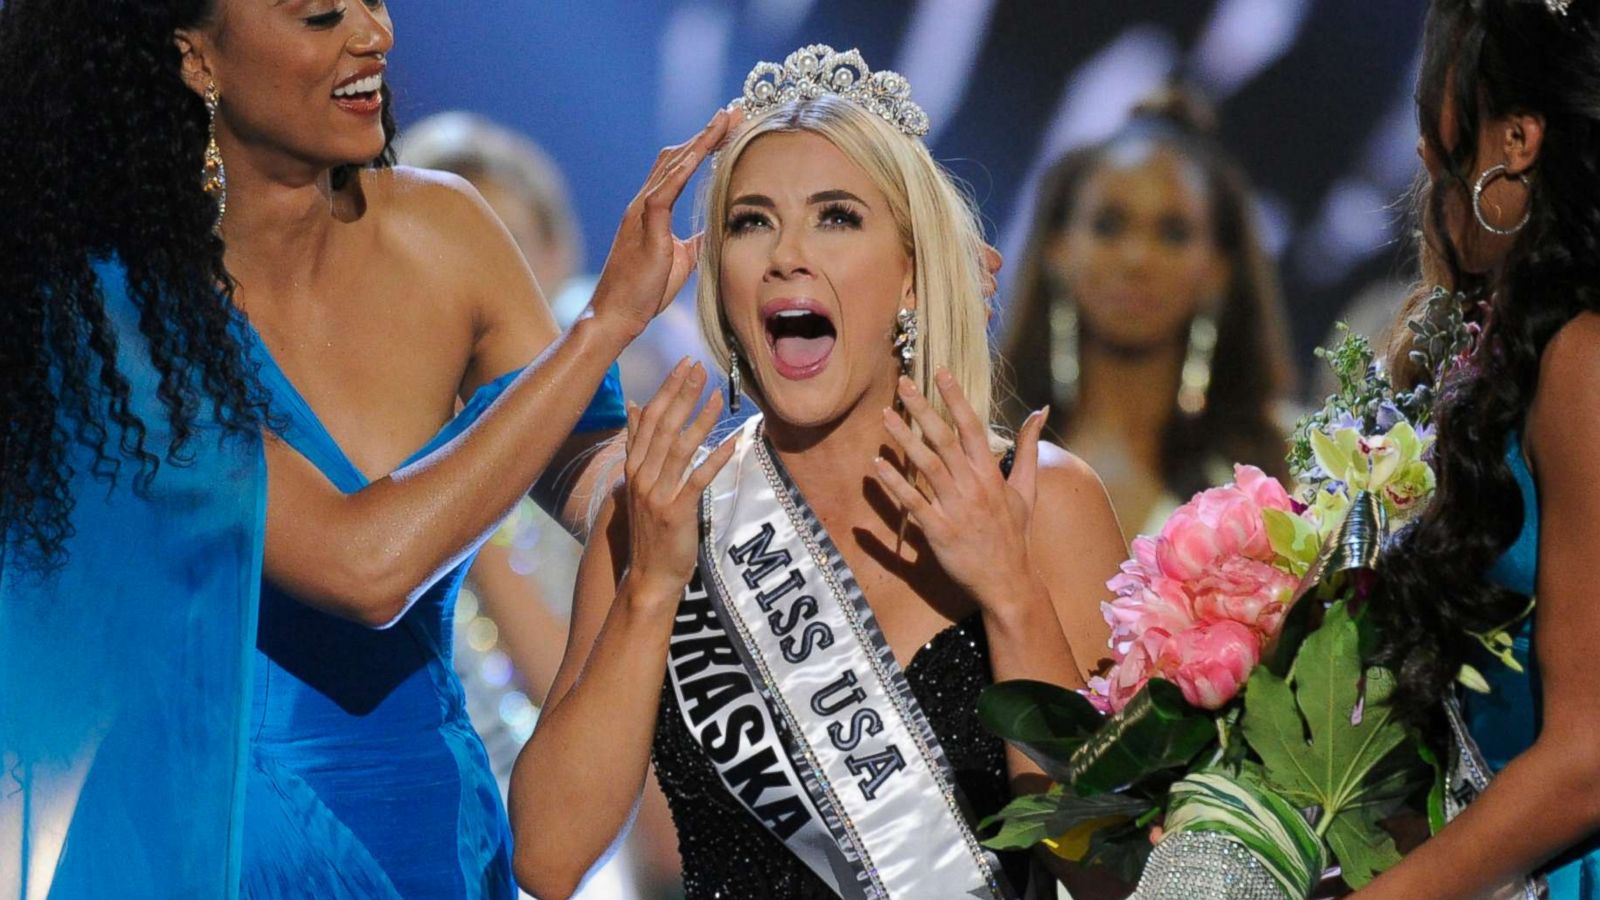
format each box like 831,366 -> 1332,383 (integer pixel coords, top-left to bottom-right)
763,303 -> 837,380
332,72 -> 384,114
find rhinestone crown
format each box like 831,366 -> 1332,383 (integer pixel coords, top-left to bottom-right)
1546,0 -> 1573,15
736,44 -> 930,138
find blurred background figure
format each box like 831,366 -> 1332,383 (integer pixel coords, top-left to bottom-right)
1001,88 -> 1294,542
397,113 -> 684,900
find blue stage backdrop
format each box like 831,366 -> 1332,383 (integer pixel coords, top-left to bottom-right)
391,0 -> 1429,386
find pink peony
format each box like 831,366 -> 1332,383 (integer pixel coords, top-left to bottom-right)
1102,630 -> 1165,713
1233,463 -> 1295,514
1190,556 -> 1298,637
1153,466 -> 1294,581
1152,620 -> 1262,710
1083,677 -> 1114,714
1103,569 -> 1194,654
1090,466 -> 1300,715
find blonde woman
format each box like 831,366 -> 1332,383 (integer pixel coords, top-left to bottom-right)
510,46 -> 1125,900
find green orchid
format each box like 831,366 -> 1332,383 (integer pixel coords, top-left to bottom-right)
1309,421 -> 1435,519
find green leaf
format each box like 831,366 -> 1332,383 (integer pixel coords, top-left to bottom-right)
1084,821 -> 1153,882
1241,601 -> 1426,883
1324,805 -> 1403,889
1264,507 -> 1320,577
1416,737 -> 1447,834
977,680 -> 1104,781
1266,591 -> 1323,676
1065,679 -> 1216,795
1164,772 -> 1325,898
978,787 -> 1148,853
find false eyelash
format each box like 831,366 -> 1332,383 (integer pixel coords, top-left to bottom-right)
726,210 -> 771,234
305,6 -> 347,28
817,202 -> 863,229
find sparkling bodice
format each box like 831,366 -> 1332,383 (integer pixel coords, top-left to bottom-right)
651,611 -> 1028,899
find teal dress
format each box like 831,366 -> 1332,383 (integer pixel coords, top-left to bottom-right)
238,326 -> 625,899
1463,433 -> 1600,895
1,259 -> 265,899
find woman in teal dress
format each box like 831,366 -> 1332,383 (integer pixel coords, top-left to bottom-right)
0,1 -> 733,897
1358,0 -> 1600,896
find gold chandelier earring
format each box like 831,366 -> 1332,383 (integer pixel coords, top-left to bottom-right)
201,82 -> 227,233
1177,312 -> 1218,416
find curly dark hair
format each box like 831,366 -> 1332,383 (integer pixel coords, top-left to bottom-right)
1000,87 -> 1295,498
1371,0 -> 1600,729
0,0 -> 396,571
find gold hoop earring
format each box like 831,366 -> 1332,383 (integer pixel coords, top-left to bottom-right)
1048,299 -> 1080,411
1177,312 -> 1218,416
201,82 -> 227,234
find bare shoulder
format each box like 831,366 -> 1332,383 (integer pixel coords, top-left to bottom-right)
1028,441 -> 1123,542
1530,311 -> 1600,466
1032,441 -> 1110,500
362,165 -> 502,242
1537,311 -> 1600,393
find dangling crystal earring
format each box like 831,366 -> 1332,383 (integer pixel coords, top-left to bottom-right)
1177,312 -> 1218,416
1473,164 -> 1531,236
725,341 -> 743,415
893,308 -> 919,377
201,82 -> 227,234
1048,299 -> 1080,411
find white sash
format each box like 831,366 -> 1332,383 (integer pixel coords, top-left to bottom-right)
666,416 -> 1013,900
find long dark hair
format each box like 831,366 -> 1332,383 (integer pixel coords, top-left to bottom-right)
0,0 -> 396,570
1001,88 -> 1293,497
1372,0 -> 1600,728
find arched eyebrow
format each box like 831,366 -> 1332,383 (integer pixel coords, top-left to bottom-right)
728,190 -> 869,208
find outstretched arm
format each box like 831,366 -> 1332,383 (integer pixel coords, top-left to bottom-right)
262,109 -> 738,627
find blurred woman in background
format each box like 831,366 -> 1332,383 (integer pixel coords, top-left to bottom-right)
1001,89 -> 1294,543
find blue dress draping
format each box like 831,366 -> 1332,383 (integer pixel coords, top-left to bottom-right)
1,258 -> 266,899
237,323 -> 624,899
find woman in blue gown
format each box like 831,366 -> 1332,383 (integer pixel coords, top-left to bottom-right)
1358,1 -> 1600,896
0,2 -> 735,897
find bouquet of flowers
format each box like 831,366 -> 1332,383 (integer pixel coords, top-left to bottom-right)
979,289 -> 1476,897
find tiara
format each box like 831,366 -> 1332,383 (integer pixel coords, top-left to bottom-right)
735,44 -> 930,138
1547,0 -> 1572,14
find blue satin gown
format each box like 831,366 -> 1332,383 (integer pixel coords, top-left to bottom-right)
1462,433 -> 1600,896
1,258 -> 265,899
238,330 -> 624,899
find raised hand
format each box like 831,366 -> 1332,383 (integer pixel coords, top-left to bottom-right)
874,370 -> 1048,610
621,360 -> 737,604
588,107 -> 744,339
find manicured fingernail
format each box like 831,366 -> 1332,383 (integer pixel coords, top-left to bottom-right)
1037,405 -> 1050,420
897,375 -> 914,393
935,368 -> 954,386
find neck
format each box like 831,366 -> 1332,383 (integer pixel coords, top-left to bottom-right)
1070,333 -> 1183,468
761,382 -> 902,512
214,133 -> 345,298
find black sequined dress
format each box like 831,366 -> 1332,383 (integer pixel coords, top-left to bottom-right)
651,611 -> 1029,899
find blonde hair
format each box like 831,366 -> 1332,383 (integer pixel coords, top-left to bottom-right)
696,96 -> 1002,445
